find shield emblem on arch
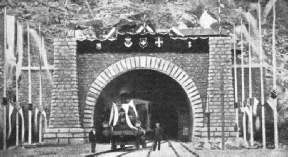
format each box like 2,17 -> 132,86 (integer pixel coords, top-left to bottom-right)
124,36 -> 133,47
188,41 -> 192,48
155,36 -> 163,48
139,38 -> 148,49
96,43 -> 102,50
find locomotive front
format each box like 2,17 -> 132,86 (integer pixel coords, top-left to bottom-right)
102,92 -> 149,150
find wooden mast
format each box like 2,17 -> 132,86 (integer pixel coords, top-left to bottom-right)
38,25 -> 43,143
27,25 -> 32,144
272,3 -> 278,149
259,0 -> 266,149
248,16 -> 254,146
241,18 -> 247,141
233,23 -> 239,145
2,6 -> 7,150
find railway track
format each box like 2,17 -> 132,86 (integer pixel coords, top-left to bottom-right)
86,141 -> 199,157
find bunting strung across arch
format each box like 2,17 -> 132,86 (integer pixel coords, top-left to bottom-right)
77,32 -> 209,53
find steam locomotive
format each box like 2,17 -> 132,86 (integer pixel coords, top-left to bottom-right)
102,97 -> 152,150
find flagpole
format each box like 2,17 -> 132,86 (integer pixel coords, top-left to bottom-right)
38,25 -> 43,143
16,84 -> 19,146
3,6 -> 7,150
15,21 -> 19,146
241,18 -> 247,141
272,4 -> 278,149
16,22 -> 25,146
233,23 -> 239,146
259,0 -> 266,149
27,25 -> 32,144
248,16 -> 254,146
218,0 -> 221,35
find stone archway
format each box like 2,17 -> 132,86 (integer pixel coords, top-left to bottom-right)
83,56 -> 204,138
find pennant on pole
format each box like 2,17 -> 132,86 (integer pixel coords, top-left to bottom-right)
4,15 -> 16,77
170,27 -> 185,37
16,23 -> 23,82
41,110 -> 48,130
253,97 -> 259,116
199,10 -> 217,29
8,103 -> 14,138
34,108 -> 39,132
105,27 -> 116,39
19,108 -> 25,143
255,116 -> 261,130
240,102 -> 245,113
34,105 -> 48,131
267,97 -> 277,111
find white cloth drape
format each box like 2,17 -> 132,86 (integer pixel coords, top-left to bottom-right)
109,102 -> 119,126
8,103 -> 14,138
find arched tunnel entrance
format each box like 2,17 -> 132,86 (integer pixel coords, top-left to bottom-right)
94,69 -> 192,142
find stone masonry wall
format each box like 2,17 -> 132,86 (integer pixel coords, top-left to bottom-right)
44,38 -> 85,145
205,37 -> 235,139
44,36 -> 237,144
77,52 -> 210,128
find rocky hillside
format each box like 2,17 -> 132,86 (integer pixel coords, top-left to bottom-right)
3,0 -> 288,125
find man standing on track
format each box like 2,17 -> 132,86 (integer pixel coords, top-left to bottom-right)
89,129 -> 97,153
153,123 -> 163,151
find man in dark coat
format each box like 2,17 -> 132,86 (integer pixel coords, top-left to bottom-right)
89,129 -> 97,153
153,123 -> 163,151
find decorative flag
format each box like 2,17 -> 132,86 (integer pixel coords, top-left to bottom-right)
199,10 -> 217,29
244,98 -> 253,132
263,0 -> 278,20
240,102 -> 245,113
38,105 -> 48,130
18,107 -> 25,142
255,116 -> 261,130
170,27 -> 184,37
8,102 -> 14,138
16,23 -> 23,82
267,97 -> 277,111
243,105 -> 252,118
34,105 -> 48,131
41,110 -> 48,130
253,97 -> 259,116
34,108 -> 39,132
136,25 -> 154,33
105,27 -> 116,39
4,15 -> 16,77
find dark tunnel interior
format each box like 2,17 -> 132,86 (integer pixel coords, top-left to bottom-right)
94,69 -> 192,142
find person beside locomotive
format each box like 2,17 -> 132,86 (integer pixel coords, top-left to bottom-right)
89,129 -> 97,153
153,123 -> 163,151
